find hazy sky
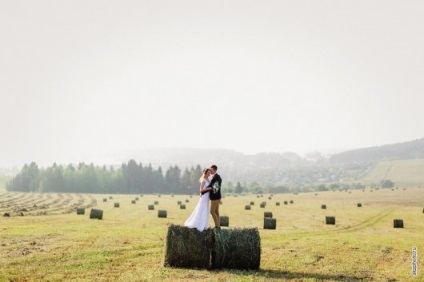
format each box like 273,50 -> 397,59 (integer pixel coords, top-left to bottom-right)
1,1 -> 423,167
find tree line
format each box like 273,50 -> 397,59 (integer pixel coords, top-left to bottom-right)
6,161 -> 206,195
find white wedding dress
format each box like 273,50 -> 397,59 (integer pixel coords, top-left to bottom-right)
184,179 -> 210,231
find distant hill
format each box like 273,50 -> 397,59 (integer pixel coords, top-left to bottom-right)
358,159 -> 424,187
123,148 -> 308,182
330,138 -> 424,164
126,148 -> 306,168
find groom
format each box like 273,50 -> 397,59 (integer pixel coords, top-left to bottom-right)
208,164 -> 222,229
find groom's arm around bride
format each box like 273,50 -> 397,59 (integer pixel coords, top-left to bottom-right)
208,165 -> 222,229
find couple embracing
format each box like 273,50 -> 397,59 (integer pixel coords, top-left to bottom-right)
184,165 -> 222,231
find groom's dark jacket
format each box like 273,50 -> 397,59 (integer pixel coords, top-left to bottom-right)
208,173 -> 222,200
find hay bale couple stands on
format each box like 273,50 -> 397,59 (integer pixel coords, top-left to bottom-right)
184,165 -> 222,231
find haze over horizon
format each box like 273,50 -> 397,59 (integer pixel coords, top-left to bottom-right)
1,1 -> 424,168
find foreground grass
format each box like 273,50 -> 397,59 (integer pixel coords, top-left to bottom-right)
1,188 -> 423,281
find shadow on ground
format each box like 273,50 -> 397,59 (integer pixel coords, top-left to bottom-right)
209,268 -> 370,281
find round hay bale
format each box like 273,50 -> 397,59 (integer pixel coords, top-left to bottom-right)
260,202 -> 266,208
325,216 -> 336,225
264,218 -> 276,229
154,201 -> 159,205
289,200 -> 294,204
90,209 -> 103,220
220,216 -> 229,227
76,208 -> 85,215
321,204 -> 327,209
393,219 -> 404,228
109,196 -> 113,199
185,199 -> 189,203
103,198 -> 107,202
135,197 -> 139,201
268,196 -> 272,200
3,213 -> 10,217
276,202 -> 280,206
158,194 -> 161,197
284,201 -> 288,205
190,195 -> 193,198
212,228 -> 261,270
250,201 -> 255,205
114,203 -> 120,208
264,212 -> 273,218
131,200 -> 136,204
422,208 -> 424,213
245,205 -> 251,210
158,210 -> 167,218
164,225 -> 213,268
148,205 -> 155,210
256,195 -> 260,198
180,204 -> 186,209
177,201 -> 182,205
357,203 -> 362,207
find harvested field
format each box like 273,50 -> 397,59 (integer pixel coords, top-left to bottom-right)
0,189 -> 423,281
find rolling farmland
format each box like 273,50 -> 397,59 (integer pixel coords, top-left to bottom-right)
359,159 -> 424,187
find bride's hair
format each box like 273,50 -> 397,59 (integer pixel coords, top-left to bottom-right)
199,168 -> 210,182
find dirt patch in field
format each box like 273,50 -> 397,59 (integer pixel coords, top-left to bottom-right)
0,234 -> 63,261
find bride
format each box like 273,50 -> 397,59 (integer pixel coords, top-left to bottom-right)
184,168 -> 212,231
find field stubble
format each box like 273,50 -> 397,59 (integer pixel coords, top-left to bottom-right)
0,188 -> 423,281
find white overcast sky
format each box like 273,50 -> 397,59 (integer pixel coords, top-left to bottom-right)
1,0 -> 423,167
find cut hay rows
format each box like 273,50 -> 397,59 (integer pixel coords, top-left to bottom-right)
3,188 -> 424,281
0,193 -> 95,217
